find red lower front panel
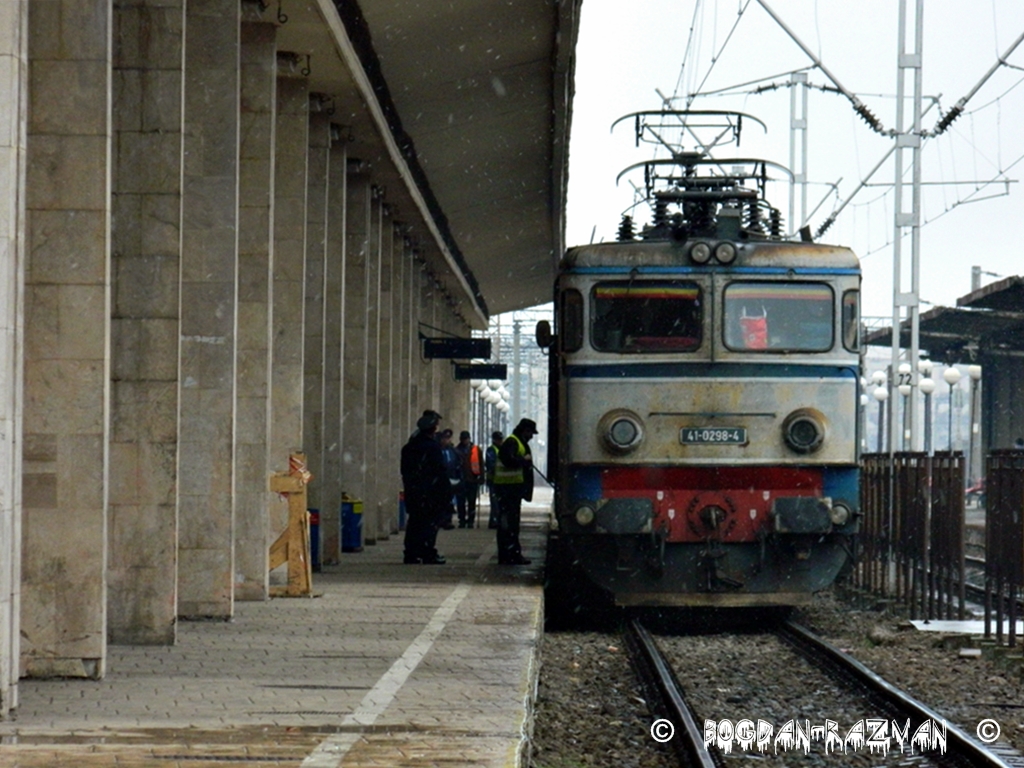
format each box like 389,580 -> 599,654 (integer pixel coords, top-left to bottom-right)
599,466 -> 823,543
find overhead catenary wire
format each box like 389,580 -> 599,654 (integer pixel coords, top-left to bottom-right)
667,1 -> 1024,259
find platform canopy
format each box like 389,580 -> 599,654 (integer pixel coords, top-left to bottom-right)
865,275 -> 1024,360
275,0 -> 579,321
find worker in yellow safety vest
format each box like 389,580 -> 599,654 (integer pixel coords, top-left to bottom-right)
492,418 -> 538,565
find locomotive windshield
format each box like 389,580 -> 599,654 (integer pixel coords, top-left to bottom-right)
591,280 -> 702,353
723,282 -> 834,352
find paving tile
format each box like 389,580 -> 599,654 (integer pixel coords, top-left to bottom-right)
0,500 -> 549,767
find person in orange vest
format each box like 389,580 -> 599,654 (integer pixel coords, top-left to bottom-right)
455,431 -> 484,528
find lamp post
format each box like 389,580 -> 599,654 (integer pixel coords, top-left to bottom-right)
860,392 -> 869,452
898,362 -> 913,452
919,376 -> 935,455
870,370 -> 888,452
967,365 -> 982,486
943,366 -> 962,452
873,386 -> 889,453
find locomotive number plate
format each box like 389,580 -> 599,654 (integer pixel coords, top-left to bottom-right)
680,427 -> 747,445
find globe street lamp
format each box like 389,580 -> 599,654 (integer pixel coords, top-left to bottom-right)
870,370 -> 888,452
943,366 -> 962,452
873,386 -> 889,453
898,362 -> 912,451
919,376 -> 935,455
967,365 -> 982,485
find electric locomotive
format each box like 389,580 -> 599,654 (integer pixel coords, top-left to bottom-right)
538,112 -> 861,609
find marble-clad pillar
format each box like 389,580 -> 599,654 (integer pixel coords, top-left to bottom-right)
177,0 -> 239,619
234,19 -> 276,602
267,68 -> 307,548
321,132 -> 346,564
22,0 -> 111,677
342,174 -> 369,522
302,108 -> 329,538
375,210 -> 394,538
362,190 -> 381,543
0,0 -> 26,713
109,0 -> 184,642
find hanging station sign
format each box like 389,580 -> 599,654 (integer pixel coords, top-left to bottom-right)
422,337 -> 492,359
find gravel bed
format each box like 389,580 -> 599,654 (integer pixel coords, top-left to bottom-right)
794,587 -> 1024,756
531,628 -> 675,768
660,628 -> 946,766
531,587 -> 1024,766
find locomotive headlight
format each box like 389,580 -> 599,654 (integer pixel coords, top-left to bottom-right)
689,241 -> 712,264
574,504 -> 596,527
714,242 -> 737,264
829,502 -> 851,526
782,408 -> 827,454
599,409 -> 645,454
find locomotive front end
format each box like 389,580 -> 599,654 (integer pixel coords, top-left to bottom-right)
546,238 -> 861,608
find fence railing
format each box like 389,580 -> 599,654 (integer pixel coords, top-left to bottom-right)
856,449 -> 1024,647
855,452 -> 965,621
985,450 -> 1024,646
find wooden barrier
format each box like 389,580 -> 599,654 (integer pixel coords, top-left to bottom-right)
269,453 -> 314,597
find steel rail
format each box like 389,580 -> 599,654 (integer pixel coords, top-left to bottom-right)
780,620 -> 1019,767
624,618 -> 720,768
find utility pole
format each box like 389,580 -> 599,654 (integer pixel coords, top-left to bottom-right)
512,319 -> 521,426
889,0 -> 924,453
789,71 -> 809,232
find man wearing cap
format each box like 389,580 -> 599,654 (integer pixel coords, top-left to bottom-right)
484,430 -> 503,529
400,410 -> 449,564
455,431 -> 484,528
491,418 -> 538,565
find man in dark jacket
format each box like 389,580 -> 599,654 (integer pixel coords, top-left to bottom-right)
438,429 -> 460,530
491,418 -> 538,565
400,410 -> 451,564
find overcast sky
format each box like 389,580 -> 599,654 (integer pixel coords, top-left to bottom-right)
566,0 -> 1024,319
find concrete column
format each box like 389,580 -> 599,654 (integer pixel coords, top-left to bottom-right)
267,69 -> 307,547
362,190 -> 381,544
321,135 -> 346,563
0,0 -> 26,714
303,108 -> 329,533
234,20 -> 276,602
22,0 -> 111,678
394,235 -> 411,466
375,212 -> 394,538
177,0 -> 239,619
342,174 -> 369,520
417,268 -> 434,411
404,251 -> 420,430
429,278 -> 441,409
109,0 -> 184,643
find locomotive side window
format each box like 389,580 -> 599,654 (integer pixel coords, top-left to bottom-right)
591,280 -> 702,353
842,290 -> 860,352
724,282 -> 834,352
560,289 -> 584,352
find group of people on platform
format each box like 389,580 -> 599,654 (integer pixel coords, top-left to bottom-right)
400,409 -> 536,566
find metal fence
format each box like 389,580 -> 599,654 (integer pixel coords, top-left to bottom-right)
985,450 -> 1024,646
856,452 -> 965,621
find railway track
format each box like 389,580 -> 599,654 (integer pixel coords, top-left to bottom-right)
625,616 -> 1024,767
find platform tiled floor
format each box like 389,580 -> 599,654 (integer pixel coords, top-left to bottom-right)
0,498 -> 549,767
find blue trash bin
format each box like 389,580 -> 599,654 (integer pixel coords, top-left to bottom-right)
308,509 -> 321,572
342,496 -> 364,553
